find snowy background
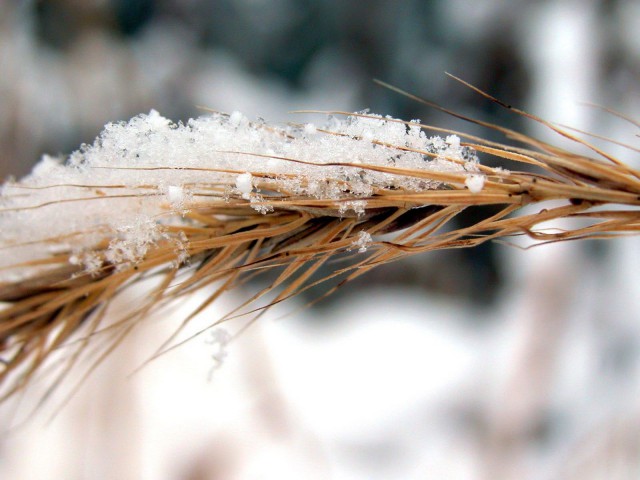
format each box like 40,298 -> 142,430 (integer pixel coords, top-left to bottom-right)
1,1 -> 640,479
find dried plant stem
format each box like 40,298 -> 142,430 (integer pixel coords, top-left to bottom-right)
0,86 -> 638,406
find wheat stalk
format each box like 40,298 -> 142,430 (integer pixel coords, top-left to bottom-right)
0,80 -> 638,407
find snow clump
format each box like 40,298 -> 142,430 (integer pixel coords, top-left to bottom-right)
0,110 -> 482,279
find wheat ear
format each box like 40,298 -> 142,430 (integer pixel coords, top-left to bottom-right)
0,83 -> 638,405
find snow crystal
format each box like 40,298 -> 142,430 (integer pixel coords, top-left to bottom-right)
235,172 -> 253,200
338,200 -> 367,217
171,230 -> 190,268
304,123 -> 317,135
31,154 -> 64,177
351,231 -> 373,253
69,250 -> 103,276
166,185 -> 185,209
229,110 -> 245,128
145,109 -> 172,130
105,217 -> 163,267
465,174 -> 486,193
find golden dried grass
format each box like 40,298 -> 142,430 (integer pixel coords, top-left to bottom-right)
0,79 -> 638,407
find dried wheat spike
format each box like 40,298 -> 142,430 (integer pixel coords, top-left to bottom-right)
0,82 -> 638,406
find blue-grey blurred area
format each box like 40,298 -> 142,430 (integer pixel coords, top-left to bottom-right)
1,1 -> 640,480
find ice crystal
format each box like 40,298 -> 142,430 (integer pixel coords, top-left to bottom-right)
465,174 -> 486,193
351,231 -> 373,253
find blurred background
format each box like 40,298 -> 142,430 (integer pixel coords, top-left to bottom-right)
1,0 -> 640,479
